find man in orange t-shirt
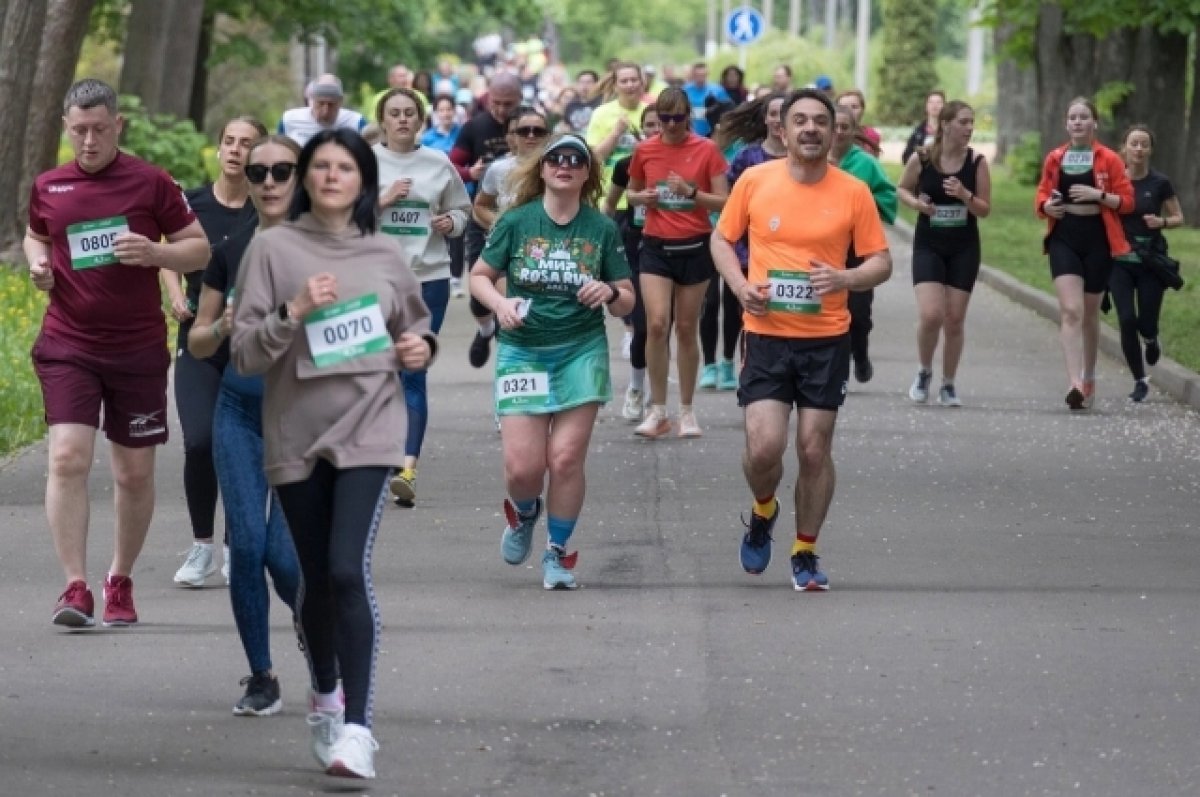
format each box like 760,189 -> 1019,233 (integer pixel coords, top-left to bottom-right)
711,88 -> 891,592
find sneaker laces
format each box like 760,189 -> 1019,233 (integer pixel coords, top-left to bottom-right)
180,544 -> 208,568
107,577 -> 133,610
741,511 -> 774,548
792,550 -> 820,574
916,370 -> 932,391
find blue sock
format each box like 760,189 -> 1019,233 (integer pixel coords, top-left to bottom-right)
514,497 -> 539,517
547,515 -> 577,549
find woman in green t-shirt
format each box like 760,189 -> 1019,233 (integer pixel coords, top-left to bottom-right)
469,134 -> 635,591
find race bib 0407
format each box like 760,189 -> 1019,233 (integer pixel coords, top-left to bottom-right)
304,294 -> 392,368
66,216 -> 129,269
767,269 -> 821,314
381,200 -> 431,236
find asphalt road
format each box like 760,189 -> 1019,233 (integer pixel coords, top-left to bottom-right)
2,229 -> 1197,796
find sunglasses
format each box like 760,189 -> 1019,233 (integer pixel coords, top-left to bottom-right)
658,113 -> 687,124
515,126 -> 549,138
542,151 -> 588,169
244,163 -> 297,184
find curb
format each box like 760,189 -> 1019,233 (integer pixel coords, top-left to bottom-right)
892,219 -> 1200,413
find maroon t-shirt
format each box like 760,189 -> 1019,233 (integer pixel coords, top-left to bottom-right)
28,151 -> 196,352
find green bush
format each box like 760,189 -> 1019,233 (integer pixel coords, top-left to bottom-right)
1007,131 -> 1042,187
119,95 -> 210,190
0,268 -> 49,457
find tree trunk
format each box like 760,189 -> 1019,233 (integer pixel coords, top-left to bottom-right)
0,0 -> 49,259
16,0 -> 98,258
1182,43 -> 1200,225
993,23 -> 1038,164
120,0 -> 204,119
189,8 -> 215,132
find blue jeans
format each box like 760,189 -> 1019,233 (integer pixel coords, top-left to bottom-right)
213,385 -> 300,674
401,278 -> 450,459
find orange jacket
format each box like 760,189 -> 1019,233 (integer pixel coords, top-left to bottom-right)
1035,141 -> 1133,257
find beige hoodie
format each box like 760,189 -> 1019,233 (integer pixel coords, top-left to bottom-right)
231,214 -> 434,485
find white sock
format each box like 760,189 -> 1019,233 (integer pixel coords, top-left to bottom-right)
313,690 -> 342,712
630,367 -> 645,390
478,317 -> 496,337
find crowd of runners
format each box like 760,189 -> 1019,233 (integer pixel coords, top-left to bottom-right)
21,45 -> 1185,781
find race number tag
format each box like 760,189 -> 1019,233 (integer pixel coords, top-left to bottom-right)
304,294 -> 392,368
496,364 -> 550,412
1062,149 -> 1094,175
931,204 -> 969,228
66,216 -> 129,269
691,106 -> 707,122
767,269 -> 821,314
656,181 -> 695,211
381,200 -> 430,236
632,204 -> 647,227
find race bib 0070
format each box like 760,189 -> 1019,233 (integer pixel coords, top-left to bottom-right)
304,294 -> 392,368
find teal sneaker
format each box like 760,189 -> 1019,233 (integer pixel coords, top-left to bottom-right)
501,498 -> 542,565
542,545 -> 578,590
699,363 -> 718,389
717,359 -> 737,390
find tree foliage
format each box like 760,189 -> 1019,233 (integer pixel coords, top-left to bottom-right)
876,0 -> 941,125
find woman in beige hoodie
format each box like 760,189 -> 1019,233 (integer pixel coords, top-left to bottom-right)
231,128 -> 436,781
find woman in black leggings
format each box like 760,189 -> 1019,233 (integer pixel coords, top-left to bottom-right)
1110,125 -> 1184,402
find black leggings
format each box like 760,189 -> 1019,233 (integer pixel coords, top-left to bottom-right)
622,228 -> 648,371
173,338 -> 223,541
448,234 -> 465,281
275,460 -> 390,728
1109,260 -> 1165,381
700,276 -> 743,364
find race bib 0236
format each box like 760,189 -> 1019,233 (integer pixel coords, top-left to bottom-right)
66,216 -> 129,269
304,293 -> 393,368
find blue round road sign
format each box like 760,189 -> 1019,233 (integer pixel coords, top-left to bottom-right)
725,6 -> 765,46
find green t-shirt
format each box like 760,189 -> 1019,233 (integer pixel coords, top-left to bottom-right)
482,202 -> 631,348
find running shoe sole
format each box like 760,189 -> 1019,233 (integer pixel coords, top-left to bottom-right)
52,608 -> 94,628
634,419 -> 671,439
232,699 -> 282,717
389,477 -> 415,503
793,580 -> 830,592
327,761 -> 373,779
173,570 -> 216,588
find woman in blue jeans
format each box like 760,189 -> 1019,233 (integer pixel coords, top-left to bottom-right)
189,134 -> 303,715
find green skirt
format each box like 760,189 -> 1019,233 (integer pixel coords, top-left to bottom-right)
494,334 -> 612,416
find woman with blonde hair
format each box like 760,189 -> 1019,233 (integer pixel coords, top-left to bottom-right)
470,134 -> 634,590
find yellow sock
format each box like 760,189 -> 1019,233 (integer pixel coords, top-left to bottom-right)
752,497 -> 776,517
791,539 -> 816,556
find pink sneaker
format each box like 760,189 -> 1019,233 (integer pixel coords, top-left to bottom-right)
102,574 -> 138,626
53,580 -> 95,628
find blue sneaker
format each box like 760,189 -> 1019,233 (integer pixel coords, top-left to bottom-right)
717,359 -> 738,390
699,363 -> 718,389
501,498 -> 542,565
740,500 -> 778,574
791,551 -> 829,591
542,546 -> 578,590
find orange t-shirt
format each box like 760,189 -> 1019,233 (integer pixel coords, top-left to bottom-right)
629,133 -> 727,240
716,159 -> 889,338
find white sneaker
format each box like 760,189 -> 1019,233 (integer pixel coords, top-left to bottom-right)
221,544 -> 231,584
326,723 -> 378,779
306,708 -> 344,769
173,542 -> 217,587
621,330 -> 633,360
621,386 -> 644,422
678,408 -> 702,438
937,384 -> 963,407
908,369 -> 932,403
451,278 -> 464,298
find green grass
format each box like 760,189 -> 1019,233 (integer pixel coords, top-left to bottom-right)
883,164 -> 1200,374
0,268 -> 49,457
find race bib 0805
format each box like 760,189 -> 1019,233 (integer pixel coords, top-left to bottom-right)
304,294 -> 392,368
66,216 -> 129,269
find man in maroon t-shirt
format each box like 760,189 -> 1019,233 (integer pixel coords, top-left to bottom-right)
24,79 -> 209,629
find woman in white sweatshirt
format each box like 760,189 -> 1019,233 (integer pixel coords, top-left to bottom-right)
372,87 -> 471,507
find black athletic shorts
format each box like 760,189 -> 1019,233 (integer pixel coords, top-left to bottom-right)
639,234 -> 715,286
738,332 -> 850,411
912,238 -> 982,292
1047,215 -> 1112,294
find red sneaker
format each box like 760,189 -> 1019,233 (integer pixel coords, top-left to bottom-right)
52,580 -> 95,628
102,574 -> 138,626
